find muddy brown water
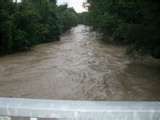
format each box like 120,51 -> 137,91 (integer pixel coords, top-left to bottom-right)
0,25 -> 160,100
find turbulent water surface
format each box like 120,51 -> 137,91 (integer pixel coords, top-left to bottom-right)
0,25 -> 160,100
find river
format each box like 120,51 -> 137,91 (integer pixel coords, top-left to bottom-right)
0,25 -> 160,100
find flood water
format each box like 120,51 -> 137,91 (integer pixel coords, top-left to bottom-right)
0,25 -> 160,100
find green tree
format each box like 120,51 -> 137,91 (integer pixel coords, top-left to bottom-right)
0,0 -> 78,54
87,0 -> 160,58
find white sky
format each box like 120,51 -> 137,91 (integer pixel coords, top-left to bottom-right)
13,0 -> 21,2
57,0 -> 87,13
13,0 -> 87,13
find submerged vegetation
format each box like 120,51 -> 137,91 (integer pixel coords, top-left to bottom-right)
0,0 -> 78,54
86,0 -> 160,58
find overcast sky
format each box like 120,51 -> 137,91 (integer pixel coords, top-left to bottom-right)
13,0 -> 87,13
57,0 -> 87,13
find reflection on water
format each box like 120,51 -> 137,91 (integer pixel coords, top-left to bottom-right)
0,25 -> 160,100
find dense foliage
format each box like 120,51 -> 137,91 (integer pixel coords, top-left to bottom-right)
57,4 -> 78,32
87,0 -> 160,58
78,12 -> 89,25
0,0 -> 78,54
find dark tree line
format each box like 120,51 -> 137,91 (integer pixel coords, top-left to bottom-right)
87,0 -> 160,58
78,12 -> 89,25
0,0 -> 78,54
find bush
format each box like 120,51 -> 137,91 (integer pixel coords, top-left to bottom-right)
0,0 -> 78,54
87,0 -> 160,59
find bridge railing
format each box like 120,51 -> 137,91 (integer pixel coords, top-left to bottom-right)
0,97 -> 160,120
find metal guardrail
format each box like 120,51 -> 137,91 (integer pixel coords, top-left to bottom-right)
0,97 -> 160,120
